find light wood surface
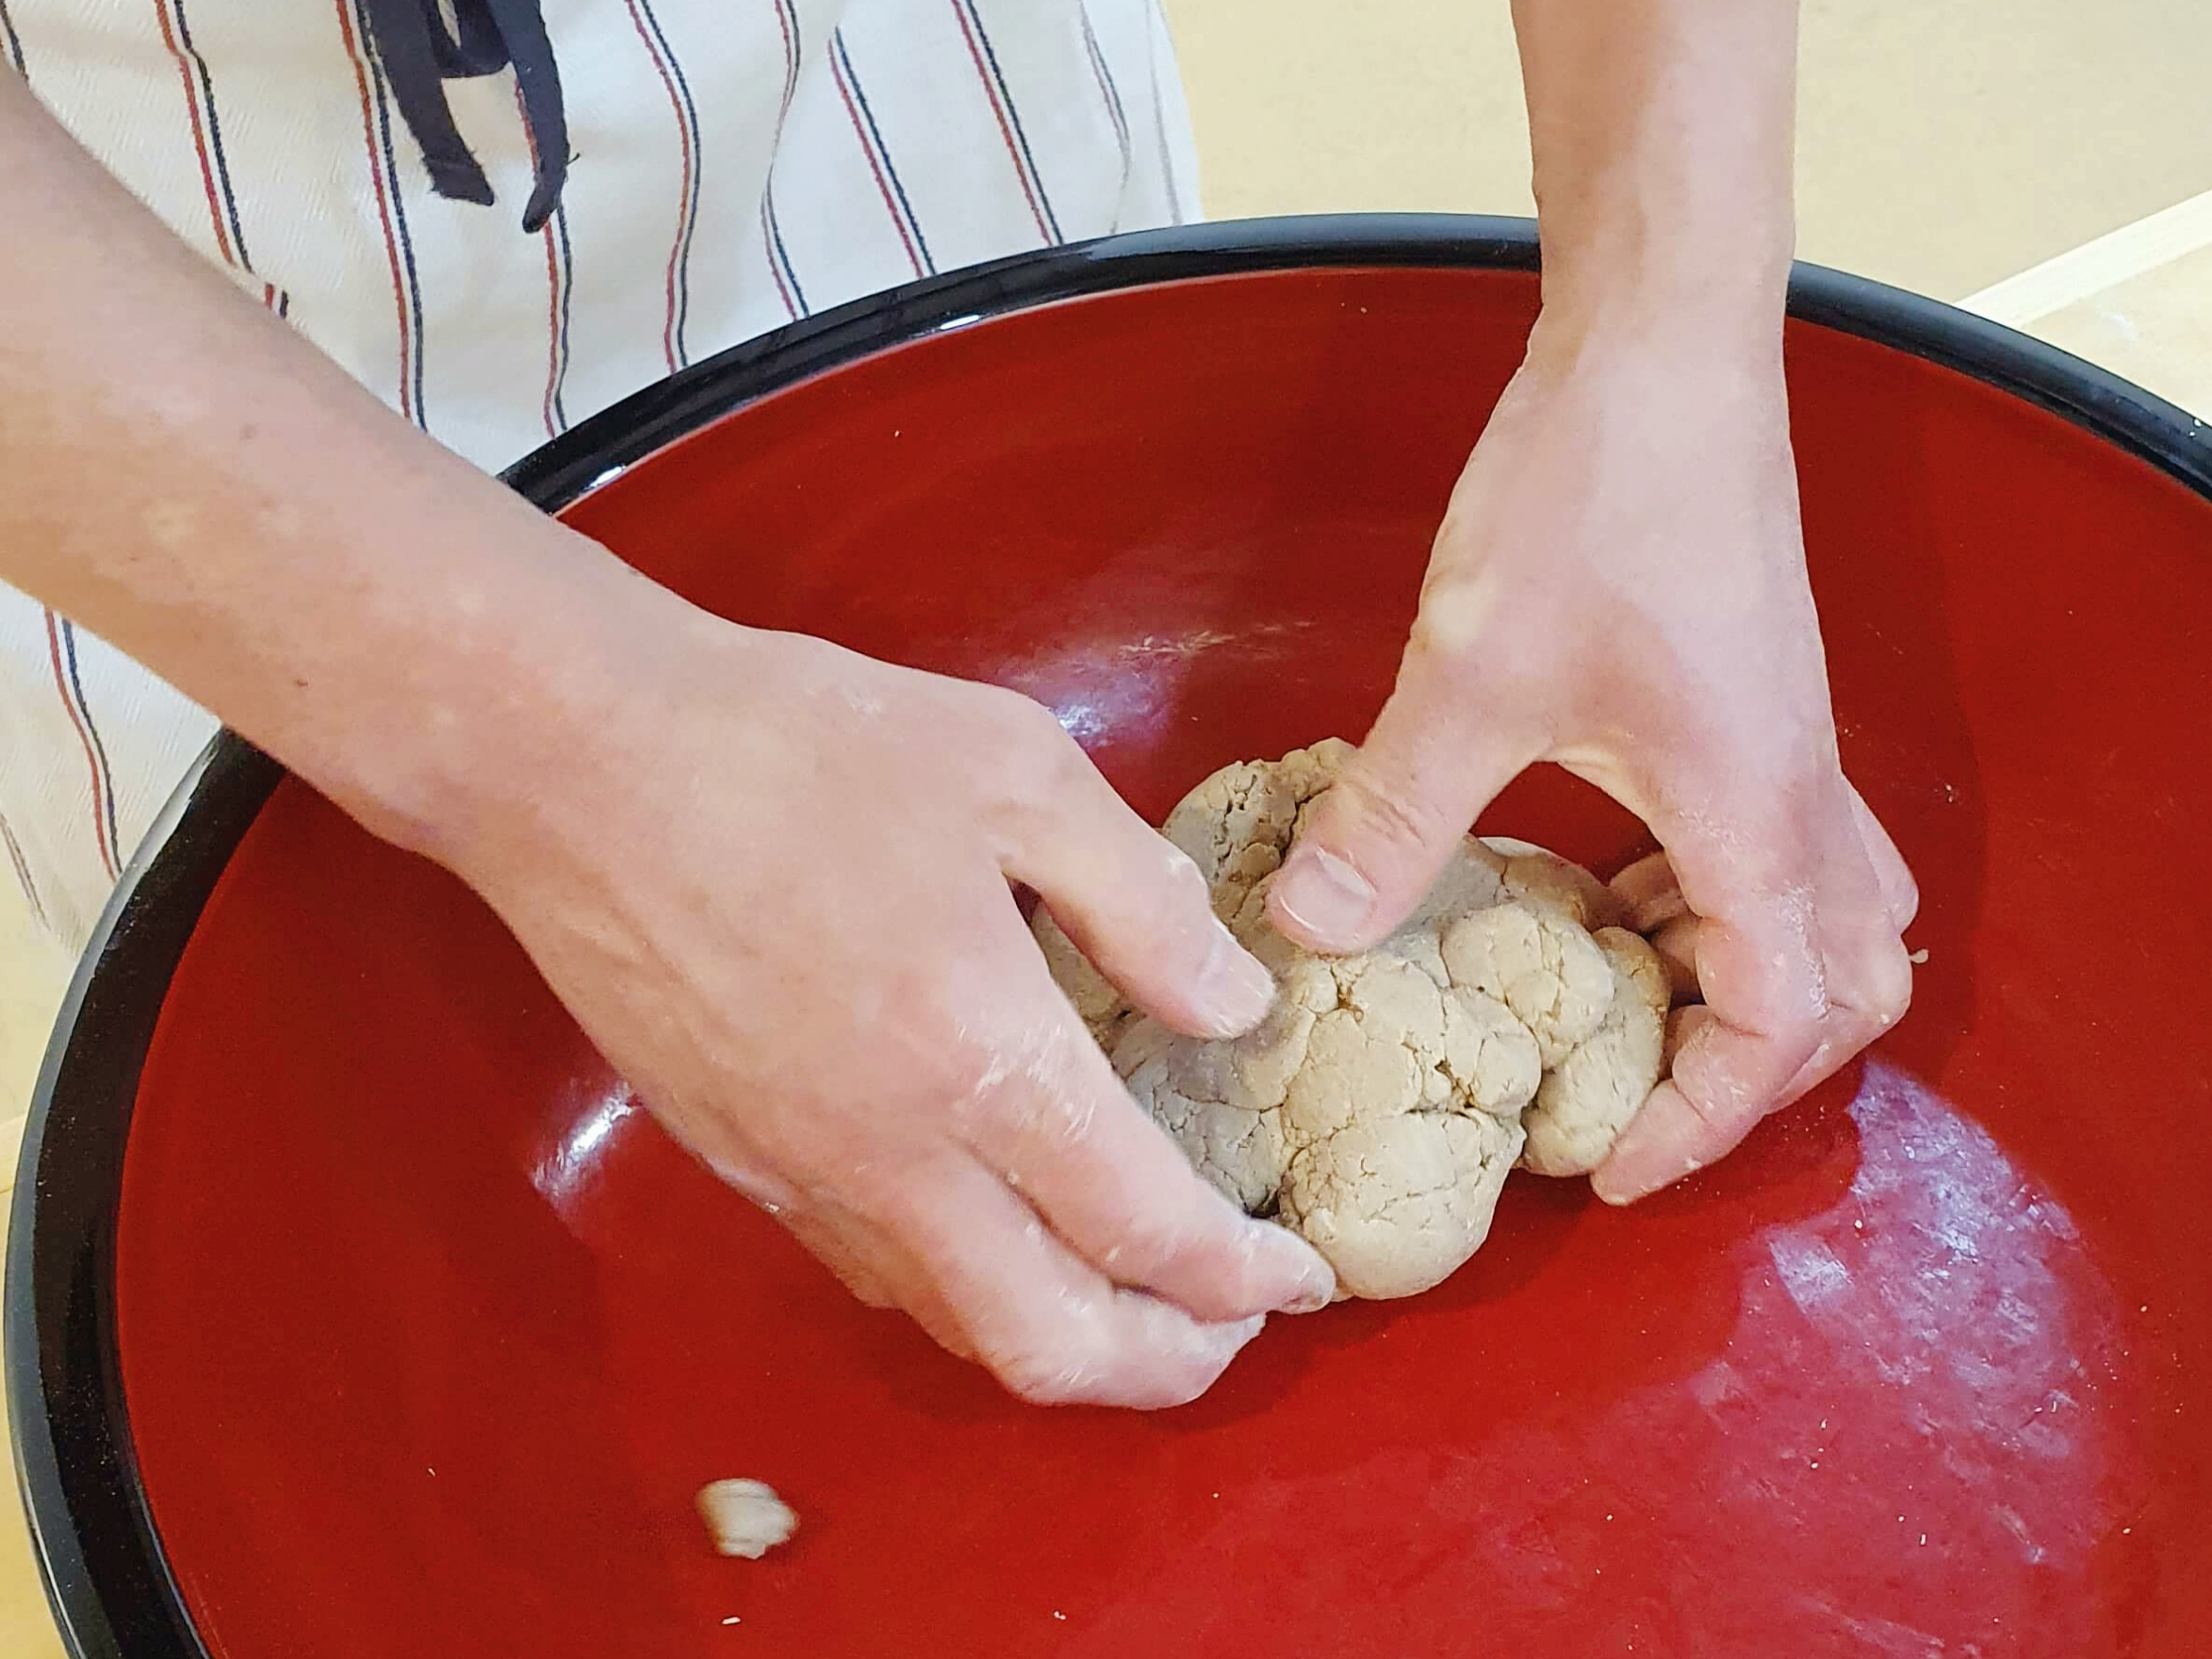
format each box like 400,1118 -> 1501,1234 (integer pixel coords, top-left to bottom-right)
1172,0 -> 2212,299
1963,189 -> 2212,328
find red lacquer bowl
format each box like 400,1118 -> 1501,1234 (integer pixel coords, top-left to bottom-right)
11,218 -> 2212,1659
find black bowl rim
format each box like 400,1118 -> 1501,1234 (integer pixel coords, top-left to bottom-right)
9,212 -> 2211,1659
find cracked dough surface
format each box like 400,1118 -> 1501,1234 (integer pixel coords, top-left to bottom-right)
1034,741 -> 1672,1301
1521,928 -> 1670,1177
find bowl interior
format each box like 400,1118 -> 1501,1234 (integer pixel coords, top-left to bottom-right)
111,265 -> 2212,1656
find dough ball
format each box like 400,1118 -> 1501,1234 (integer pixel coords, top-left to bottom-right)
696,1479 -> 798,1560
1036,744 -> 1672,1301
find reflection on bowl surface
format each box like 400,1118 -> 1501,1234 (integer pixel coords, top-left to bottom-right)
58,249 -> 2212,1656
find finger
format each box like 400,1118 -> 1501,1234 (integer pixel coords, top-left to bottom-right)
959,945 -> 1335,1322
1592,1004 -> 1824,1206
1268,643 -> 1538,953
1770,907 -> 1914,1108
1663,1004 -> 1715,1071
1649,912 -> 1703,1005
1610,850 -> 1692,932
1590,1008 -> 1716,1213
1598,898 -> 1906,1205
1598,915 -> 1910,1205
1594,779 -> 1904,1204
1001,717 -> 1275,1042
1593,958 -> 1829,1206
1592,812 -> 1835,1203
874,1157 -> 1270,1408
1847,783 -> 1920,930
1758,787 -> 1916,1108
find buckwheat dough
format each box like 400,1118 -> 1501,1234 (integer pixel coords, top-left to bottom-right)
1033,740 -> 1674,1301
1519,927 -> 1670,1177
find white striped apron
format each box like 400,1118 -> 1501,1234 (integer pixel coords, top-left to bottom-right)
0,0 -> 1201,949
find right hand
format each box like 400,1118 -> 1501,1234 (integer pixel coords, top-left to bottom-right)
1267,316 -> 1918,1205
438,599 -> 1335,1408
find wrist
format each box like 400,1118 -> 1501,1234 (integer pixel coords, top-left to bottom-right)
1524,219 -> 1792,415
1534,207 -> 1791,364
306,520 -> 711,876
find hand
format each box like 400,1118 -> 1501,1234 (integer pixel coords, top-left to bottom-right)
451,607 -> 1335,1407
1267,316 -> 1917,1202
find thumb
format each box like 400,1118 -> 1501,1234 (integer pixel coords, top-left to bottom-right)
1269,653 -> 1536,953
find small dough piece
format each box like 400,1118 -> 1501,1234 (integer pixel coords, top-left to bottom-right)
696,1479 -> 798,1560
1519,929 -> 1670,1177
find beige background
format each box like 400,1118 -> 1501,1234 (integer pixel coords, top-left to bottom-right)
6,1 -> 2211,1648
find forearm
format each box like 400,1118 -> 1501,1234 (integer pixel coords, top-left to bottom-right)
0,77 -> 663,862
1510,0 -> 1797,343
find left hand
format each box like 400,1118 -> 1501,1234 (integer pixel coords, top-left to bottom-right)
1266,311 -> 1918,1203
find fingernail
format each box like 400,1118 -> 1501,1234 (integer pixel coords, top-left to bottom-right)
1592,1167 -> 1647,1207
1196,920 -> 1276,1037
1248,1219 -> 1335,1312
1592,1159 -> 1655,1206
1273,847 -> 1376,946
1280,1245 -> 1338,1314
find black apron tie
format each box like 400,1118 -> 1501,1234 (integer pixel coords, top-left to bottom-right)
357,0 -> 571,233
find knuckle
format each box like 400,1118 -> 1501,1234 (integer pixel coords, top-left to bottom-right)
1409,568 -> 1486,659
1815,934 -> 1913,1045
1670,1041 -> 1780,1140
1890,865 -> 1923,929
975,693 -> 1109,848
967,1038 -> 1109,1155
992,1339 -> 1100,1406
1125,1362 -> 1219,1412
1874,977 -> 1913,1030
975,681 -> 1063,741
1098,1208 -> 1200,1281
1332,770 -> 1450,861
1000,691 -> 1088,776
1856,942 -> 1915,1030
1126,847 -> 1214,939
